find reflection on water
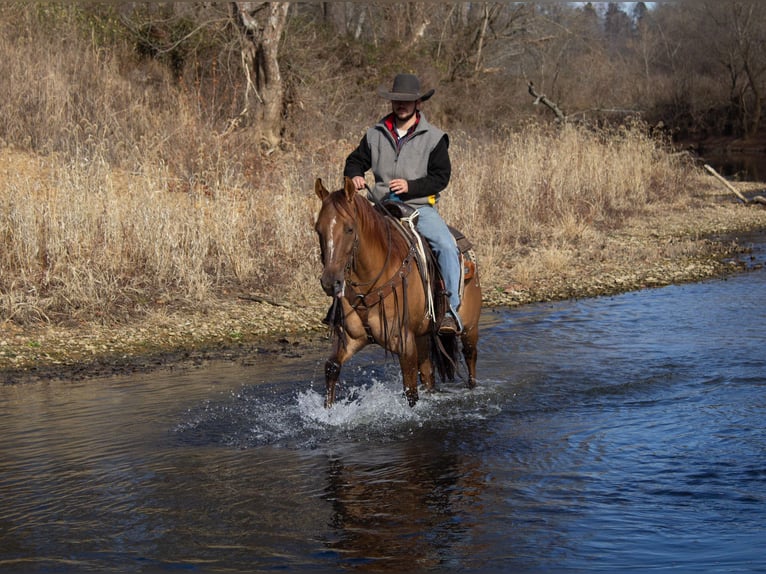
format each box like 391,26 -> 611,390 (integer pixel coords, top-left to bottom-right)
319,441 -> 486,570
1,243 -> 766,572
702,152 -> 766,181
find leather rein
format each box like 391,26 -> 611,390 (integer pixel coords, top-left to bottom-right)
344,213 -> 417,312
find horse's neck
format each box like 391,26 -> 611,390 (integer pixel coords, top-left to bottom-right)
352,205 -> 398,283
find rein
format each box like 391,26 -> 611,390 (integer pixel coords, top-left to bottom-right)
342,214 -> 416,353
342,184 -> 413,309
344,207 -> 417,310
324,190 -> 418,352
346,243 -> 417,311
345,217 -> 393,291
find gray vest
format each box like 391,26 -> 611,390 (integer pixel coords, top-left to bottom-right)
366,113 -> 445,206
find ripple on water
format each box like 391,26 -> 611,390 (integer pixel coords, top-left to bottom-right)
174,374 -> 508,450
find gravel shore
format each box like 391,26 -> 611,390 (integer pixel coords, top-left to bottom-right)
2,180 -> 765,384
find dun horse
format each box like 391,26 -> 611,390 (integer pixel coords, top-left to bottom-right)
314,177 -> 481,407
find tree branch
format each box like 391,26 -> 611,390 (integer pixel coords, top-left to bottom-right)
704,164 -> 766,205
528,82 -> 566,122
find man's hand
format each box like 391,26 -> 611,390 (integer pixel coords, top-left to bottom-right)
388,178 -> 409,195
352,176 -> 366,190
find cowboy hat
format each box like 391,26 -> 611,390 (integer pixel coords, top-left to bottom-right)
377,73 -> 435,102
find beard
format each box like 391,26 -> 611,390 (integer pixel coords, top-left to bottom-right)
393,106 -> 418,126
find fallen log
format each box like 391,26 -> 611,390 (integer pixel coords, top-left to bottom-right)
238,293 -> 290,307
704,164 -> 766,205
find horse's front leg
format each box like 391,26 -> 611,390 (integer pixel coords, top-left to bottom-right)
416,335 -> 435,393
325,335 -> 367,408
324,358 -> 341,408
399,338 -> 420,407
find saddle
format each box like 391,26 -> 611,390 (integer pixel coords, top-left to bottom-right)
448,225 -> 477,281
378,200 -> 477,321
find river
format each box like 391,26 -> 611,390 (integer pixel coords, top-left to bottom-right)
1,239 -> 765,573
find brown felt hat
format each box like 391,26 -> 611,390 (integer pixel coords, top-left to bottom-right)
377,73 -> 435,102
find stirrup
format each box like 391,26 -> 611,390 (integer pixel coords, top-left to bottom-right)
438,309 -> 463,335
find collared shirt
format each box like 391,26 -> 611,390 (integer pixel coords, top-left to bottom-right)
383,112 -> 420,152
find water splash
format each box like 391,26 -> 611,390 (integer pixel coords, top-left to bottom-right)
297,380 -> 421,428
175,376 -> 504,450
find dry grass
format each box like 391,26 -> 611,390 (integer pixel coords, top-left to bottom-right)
0,122 -> 698,326
0,5 -> 702,328
0,149 -> 319,324
439,123 -> 695,288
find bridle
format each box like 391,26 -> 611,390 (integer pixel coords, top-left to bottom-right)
320,191 -> 421,351
340,204 -> 416,311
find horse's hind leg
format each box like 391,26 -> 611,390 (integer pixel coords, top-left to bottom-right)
461,326 -> 479,389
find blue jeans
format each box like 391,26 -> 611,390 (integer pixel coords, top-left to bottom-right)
414,205 -> 461,312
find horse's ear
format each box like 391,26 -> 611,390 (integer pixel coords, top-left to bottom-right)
343,177 -> 357,202
315,178 -> 329,200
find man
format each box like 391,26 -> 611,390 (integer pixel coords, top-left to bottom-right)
344,73 -> 463,334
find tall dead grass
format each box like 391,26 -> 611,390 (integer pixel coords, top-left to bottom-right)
0,121 -> 696,325
440,122 -> 694,286
0,148 -> 325,324
0,5 -> 699,326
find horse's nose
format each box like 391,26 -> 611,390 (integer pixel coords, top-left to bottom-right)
320,273 -> 342,297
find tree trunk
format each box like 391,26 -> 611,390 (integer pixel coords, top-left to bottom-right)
474,4 -> 490,75
743,60 -> 763,139
231,2 -> 289,152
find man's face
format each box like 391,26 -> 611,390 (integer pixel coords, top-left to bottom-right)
391,99 -> 418,122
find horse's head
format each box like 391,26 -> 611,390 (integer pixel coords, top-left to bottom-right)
314,177 -> 359,298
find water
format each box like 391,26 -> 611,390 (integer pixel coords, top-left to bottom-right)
1,247 -> 766,572
702,151 -> 766,182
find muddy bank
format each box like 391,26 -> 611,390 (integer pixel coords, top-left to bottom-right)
2,182 -> 765,385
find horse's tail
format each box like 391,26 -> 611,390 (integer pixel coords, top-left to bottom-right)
432,331 -> 461,382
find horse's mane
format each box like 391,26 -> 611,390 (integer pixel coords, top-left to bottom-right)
336,190 -> 411,260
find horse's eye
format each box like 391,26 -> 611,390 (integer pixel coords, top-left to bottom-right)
344,225 -> 354,235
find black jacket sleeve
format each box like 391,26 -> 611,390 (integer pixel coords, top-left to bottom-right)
343,135 -> 372,179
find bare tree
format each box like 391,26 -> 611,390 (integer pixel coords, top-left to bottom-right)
116,2 -> 291,150
724,1 -> 765,138
666,0 -> 766,138
320,3 -> 367,40
436,3 -> 533,81
230,2 -> 290,151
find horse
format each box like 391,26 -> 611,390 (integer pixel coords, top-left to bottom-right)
314,177 -> 481,407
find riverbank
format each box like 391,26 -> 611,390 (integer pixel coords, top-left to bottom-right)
2,177 -> 765,384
